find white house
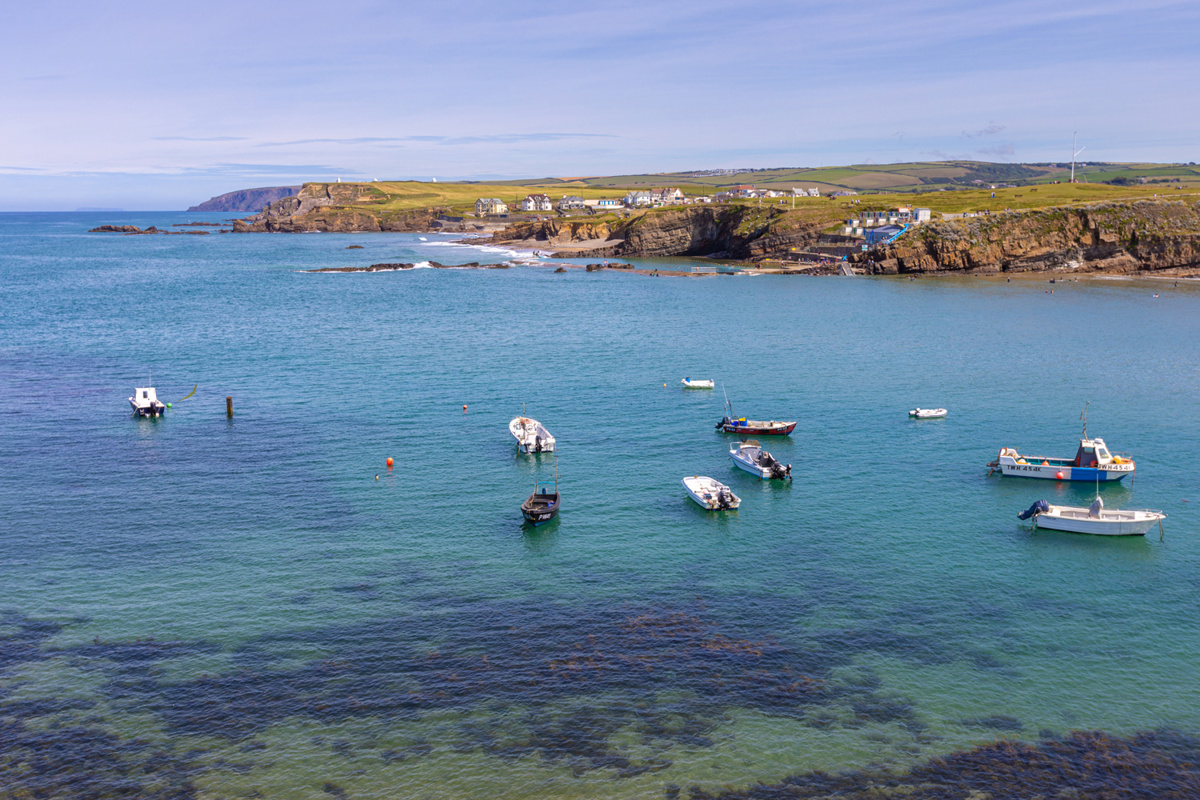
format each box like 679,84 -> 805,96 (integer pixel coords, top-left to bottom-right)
584,198 -> 622,211
651,187 -> 685,205
557,195 -> 586,211
521,194 -> 553,212
624,190 -> 653,207
475,198 -> 508,216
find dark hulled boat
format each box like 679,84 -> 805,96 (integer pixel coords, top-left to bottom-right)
715,393 -> 795,436
521,480 -> 560,526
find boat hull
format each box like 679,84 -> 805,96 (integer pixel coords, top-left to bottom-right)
682,476 -> 741,510
731,454 -> 771,479
681,380 -> 714,389
717,421 -> 795,436
1034,508 -> 1164,536
998,462 -> 1132,482
521,496 -> 560,526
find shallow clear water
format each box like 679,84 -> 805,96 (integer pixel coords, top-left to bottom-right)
1,212 -> 1199,798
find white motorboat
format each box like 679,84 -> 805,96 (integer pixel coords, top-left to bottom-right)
909,407 -> 947,419
682,476 -> 741,510
729,440 -> 791,480
509,416 -> 555,454
681,378 -> 715,389
1017,497 -> 1166,536
129,385 -> 166,417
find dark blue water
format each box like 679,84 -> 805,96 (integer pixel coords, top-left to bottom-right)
2,212 -> 1199,798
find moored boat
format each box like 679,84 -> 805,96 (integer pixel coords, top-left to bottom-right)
682,476 -> 741,510
909,407 -> 947,419
681,377 -> 715,389
989,437 -> 1133,482
509,416 -> 556,453
129,385 -> 166,417
1017,497 -> 1165,536
729,440 -> 791,480
521,479 -> 560,526
715,392 -> 795,436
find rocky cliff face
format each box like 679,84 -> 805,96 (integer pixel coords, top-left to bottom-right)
858,200 -> 1200,275
495,205 -> 833,259
232,184 -> 448,232
188,186 -> 299,213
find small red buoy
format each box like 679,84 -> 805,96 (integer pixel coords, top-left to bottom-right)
463,405 -> 467,413
1056,471 -> 1064,480
386,457 -> 394,469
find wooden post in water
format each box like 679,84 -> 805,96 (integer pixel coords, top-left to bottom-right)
226,396 -> 233,418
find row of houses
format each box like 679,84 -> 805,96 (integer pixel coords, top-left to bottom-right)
476,184 -> 846,217
841,205 -> 932,238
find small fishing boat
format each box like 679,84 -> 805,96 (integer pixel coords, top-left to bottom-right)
909,407 -> 947,419
716,415 -> 795,436
1017,497 -> 1166,536
729,440 -> 791,480
683,476 -> 741,510
681,378 -> 715,389
129,385 -> 166,417
521,479 -> 560,526
509,416 -> 556,454
988,406 -> 1133,482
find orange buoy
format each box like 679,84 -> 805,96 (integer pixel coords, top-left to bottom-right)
386,457 -> 394,469
1056,471 -> 1064,480
463,405 -> 467,412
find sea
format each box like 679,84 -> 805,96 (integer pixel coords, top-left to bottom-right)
1,211 -> 1199,799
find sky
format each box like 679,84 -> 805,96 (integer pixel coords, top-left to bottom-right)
1,0 -> 1197,210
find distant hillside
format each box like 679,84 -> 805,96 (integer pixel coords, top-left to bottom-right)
188,186 -> 300,213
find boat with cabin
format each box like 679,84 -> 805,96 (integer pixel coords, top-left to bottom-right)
682,476 -> 741,510
129,385 -> 166,417
987,405 -> 1133,482
681,378 -> 714,389
1017,497 -> 1165,536
509,416 -> 556,454
729,440 -> 791,480
521,479 -> 560,526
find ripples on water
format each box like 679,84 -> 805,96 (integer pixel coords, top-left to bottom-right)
1,213 -> 1199,798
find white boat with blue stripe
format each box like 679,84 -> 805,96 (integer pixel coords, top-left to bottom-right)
990,437 -> 1134,482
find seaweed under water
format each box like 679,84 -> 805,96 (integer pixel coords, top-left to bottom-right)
685,729 -> 1200,799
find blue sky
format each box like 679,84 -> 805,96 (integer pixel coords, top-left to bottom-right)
1,0 -> 1197,209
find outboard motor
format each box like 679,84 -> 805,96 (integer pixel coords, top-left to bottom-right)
771,462 -> 792,481
717,490 -> 733,509
716,416 -> 731,430
1017,500 -> 1050,521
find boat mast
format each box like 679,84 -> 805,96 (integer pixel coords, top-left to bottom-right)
1080,401 -> 1089,439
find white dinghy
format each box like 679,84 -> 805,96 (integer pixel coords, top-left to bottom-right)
1017,497 -> 1166,536
681,378 -> 715,389
909,408 -> 947,419
729,440 -> 791,480
509,416 -> 556,454
682,476 -> 741,510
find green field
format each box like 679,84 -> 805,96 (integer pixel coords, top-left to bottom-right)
311,162 -> 1200,217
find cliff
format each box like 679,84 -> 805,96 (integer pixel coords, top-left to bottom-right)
857,200 -> 1200,275
494,205 -> 836,260
188,186 -> 299,213
232,184 -> 448,232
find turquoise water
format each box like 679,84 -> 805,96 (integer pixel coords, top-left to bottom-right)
2,212 -> 1199,798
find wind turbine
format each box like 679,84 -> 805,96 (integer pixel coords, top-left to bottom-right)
1070,132 -> 1086,183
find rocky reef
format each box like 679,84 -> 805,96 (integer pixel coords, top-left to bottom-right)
856,199 -> 1200,275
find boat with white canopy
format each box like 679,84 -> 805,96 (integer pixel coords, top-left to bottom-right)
681,378 -> 714,389
509,416 -> 555,454
729,440 -> 791,480
909,407 -> 947,419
